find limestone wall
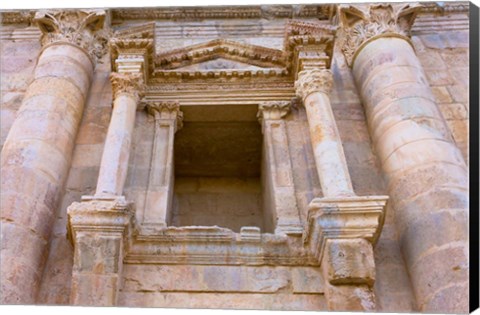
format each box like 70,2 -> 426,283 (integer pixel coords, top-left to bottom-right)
413,31 -> 470,164
0,7 -> 470,312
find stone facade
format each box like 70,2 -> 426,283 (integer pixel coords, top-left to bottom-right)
0,2 -> 470,313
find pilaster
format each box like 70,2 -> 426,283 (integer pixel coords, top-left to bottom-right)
257,101 -> 302,235
141,101 -> 183,232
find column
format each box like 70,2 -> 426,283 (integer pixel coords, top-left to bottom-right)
295,59 -> 388,311
295,69 -> 354,197
95,72 -> 144,197
339,3 -> 468,312
67,41 -> 147,306
141,101 -> 183,232
0,10 -> 106,304
257,101 -> 302,235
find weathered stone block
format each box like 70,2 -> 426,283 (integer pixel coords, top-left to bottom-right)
323,239 -> 375,286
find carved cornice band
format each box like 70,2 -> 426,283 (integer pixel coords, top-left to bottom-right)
257,101 -> 291,121
338,3 -> 422,67
295,69 -> 333,100
33,10 -> 108,65
110,72 -> 145,102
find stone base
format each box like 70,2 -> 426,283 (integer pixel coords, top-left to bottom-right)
303,195 -> 388,311
67,196 -> 134,306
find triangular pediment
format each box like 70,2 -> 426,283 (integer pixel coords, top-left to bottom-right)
155,39 -> 286,70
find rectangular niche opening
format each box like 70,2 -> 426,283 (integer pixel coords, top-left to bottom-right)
170,104 -> 269,232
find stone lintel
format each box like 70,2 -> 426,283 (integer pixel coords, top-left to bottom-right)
303,195 -> 388,264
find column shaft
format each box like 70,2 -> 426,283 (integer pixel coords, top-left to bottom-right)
95,93 -> 138,196
303,91 -> 355,197
0,43 -> 94,304
353,37 -> 468,312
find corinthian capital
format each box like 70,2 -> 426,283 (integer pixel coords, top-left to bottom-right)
110,72 -> 145,102
145,101 -> 184,131
34,10 -> 108,64
295,69 -> 333,100
257,101 -> 291,121
338,3 -> 422,66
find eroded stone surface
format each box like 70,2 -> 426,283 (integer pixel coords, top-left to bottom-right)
1,2 -> 470,313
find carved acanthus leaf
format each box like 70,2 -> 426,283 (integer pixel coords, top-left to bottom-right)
257,101 -> 291,121
295,69 -> 333,100
34,10 -> 108,64
338,3 -> 422,67
145,101 -> 184,130
110,72 -> 145,101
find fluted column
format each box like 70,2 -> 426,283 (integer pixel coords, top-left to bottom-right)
257,101 -> 302,235
339,3 -> 468,312
0,10 -> 106,304
141,101 -> 183,232
295,58 -> 388,312
95,73 -> 144,197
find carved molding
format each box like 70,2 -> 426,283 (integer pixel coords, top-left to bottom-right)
110,72 -> 145,101
145,100 -> 184,130
156,39 -> 286,70
295,69 -> 333,100
338,3 -> 422,67
284,20 -> 336,74
110,5 -> 334,21
257,100 -> 291,121
33,10 -> 108,64
110,22 -> 156,79
67,197 -> 135,250
303,195 -> 388,264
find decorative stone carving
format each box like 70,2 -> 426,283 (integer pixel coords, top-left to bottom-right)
303,196 -> 388,263
156,39 -> 285,70
111,5 -> 334,21
34,10 -> 108,63
338,3 -> 422,66
110,72 -> 145,102
145,101 -> 184,130
257,100 -> 291,121
295,69 -> 333,100
284,20 -> 336,74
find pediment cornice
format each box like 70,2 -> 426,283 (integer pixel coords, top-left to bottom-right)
111,4 -> 334,22
155,39 -> 286,70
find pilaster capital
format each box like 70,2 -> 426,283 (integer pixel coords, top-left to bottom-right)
145,101 -> 184,131
110,72 -> 145,102
295,69 -> 333,100
338,3 -> 422,67
257,101 -> 291,121
34,9 -> 109,65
